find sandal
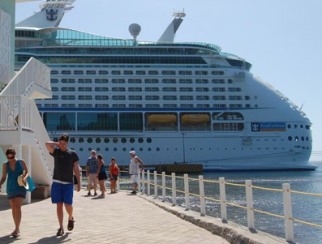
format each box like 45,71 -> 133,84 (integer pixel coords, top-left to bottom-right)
67,218 -> 75,231
11,231 -> 20,238
56,228 -> 64,236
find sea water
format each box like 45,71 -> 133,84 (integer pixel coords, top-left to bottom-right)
166,161 -> 322,244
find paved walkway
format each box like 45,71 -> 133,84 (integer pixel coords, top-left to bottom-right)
0,190 -> 229,244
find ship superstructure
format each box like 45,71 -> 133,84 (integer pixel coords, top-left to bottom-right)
14,0 -> 316,170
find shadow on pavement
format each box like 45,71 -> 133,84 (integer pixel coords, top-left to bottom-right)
29,233 -> 71,243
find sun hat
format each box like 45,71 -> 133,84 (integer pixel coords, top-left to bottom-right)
17,174 -> 29,190
129,150 -> 136,155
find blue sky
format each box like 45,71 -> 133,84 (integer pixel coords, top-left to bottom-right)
16,0 -> 322,161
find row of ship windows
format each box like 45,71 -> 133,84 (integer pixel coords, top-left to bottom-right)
51,78 -> 232,84
48,95 -> 249,101
52,70 -> 226,76
40,103 -> 254,108
52,87 -> 242,92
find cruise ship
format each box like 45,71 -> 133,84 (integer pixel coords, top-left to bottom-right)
14,0 -> 316,170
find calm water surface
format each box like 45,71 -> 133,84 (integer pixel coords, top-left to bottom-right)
163,161 -> 322,244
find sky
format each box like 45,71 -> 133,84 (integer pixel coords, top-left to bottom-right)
15,0 -> 322,161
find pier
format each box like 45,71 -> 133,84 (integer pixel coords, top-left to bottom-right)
0,190 -> 285,244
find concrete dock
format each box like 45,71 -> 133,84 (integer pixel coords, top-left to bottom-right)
0,189 -> 286,244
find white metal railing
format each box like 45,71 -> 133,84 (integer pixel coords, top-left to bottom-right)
140,171 -> 322,243
0,57 -> 51,98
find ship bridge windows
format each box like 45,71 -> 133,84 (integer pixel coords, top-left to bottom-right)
180,113 -> 211,131
212,112 -> 244,120
129,104 -> 143,108
145,113 -> 178,131
213,104 -> 227,108
43,112 -> 76,131
196,104 -> 210,108
120,113 -> 143,131
95,104 -> 109,108
163,104 -> 177,108
77,112 -> 117,131
145,104 -> 160,108
180,104 -> 194,108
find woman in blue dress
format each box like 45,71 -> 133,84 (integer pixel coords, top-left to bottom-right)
0,148 -> 28,238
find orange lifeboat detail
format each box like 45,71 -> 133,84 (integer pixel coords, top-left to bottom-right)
147,114 -> 177,124
181,114 -> 210,124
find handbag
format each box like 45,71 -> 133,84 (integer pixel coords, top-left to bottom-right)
26,176 -> 36,192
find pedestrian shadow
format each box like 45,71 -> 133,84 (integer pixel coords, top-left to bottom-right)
29,233 -> 71,243
0,235 -> 19,244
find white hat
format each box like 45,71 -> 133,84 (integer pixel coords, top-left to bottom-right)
17,174 -> 29,190
129,150 -> 136,155
91,150 -> 96,154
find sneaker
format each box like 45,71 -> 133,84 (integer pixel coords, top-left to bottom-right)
87,192 -> 91,196
94,192 -> 98,196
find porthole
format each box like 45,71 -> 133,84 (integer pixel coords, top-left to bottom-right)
113,147 -> 117,151
288,136 -> 292,141
294,124 -> 298,128
156,147 -> 160,151
123,148 -> 126,151
96,138 -> 101,143
87,138 -> 93,143
147,138 -> 152,143
104,138 -> 109,143
80,148 -> 83,151
96,148 -> 100,152
301,137 -> 304,141
79,138 -> 84,143
70,138 -> 76,143
105,148 -> 109,151
148,147 -> 151,151
287,124 -> 291,129
139,148 -> 143,151
295,136 -> 299,141
113,138 -> 118,143
121,138 -> 127,143
138,138 -> 144,143
130,138 -> 135,143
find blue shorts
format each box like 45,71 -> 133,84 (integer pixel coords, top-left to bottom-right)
51,182 -> 74,205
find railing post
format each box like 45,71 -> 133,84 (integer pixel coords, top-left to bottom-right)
141,170 -> 145,194
147,170 -> 151,195
219,177 -> 227,222
138,171 -> 141,193
184,173 -> 190,211
162,172 -> 166,202
154,171 -> 158,198
245,180 -> 255,230
199,175 -> 206,216
283,183 -> 294,243
172,172 -> 176,206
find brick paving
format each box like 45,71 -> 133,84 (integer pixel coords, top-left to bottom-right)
0,190 -> 229,244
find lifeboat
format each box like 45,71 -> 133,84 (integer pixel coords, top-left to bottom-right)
147,114 -> 177,124
181,114 -> 210,124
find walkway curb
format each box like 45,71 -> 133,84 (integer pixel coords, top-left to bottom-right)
139,194 -> 287,244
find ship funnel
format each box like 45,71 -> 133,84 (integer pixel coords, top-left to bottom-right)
158,10 -> 185,43
129,23 -> 141,43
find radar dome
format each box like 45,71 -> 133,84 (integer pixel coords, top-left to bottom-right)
129,23 -> 141,39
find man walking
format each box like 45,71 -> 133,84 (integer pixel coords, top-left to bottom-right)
46,134 -> 81,236
86,150 -> 99,196
129,151 -> 144,194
